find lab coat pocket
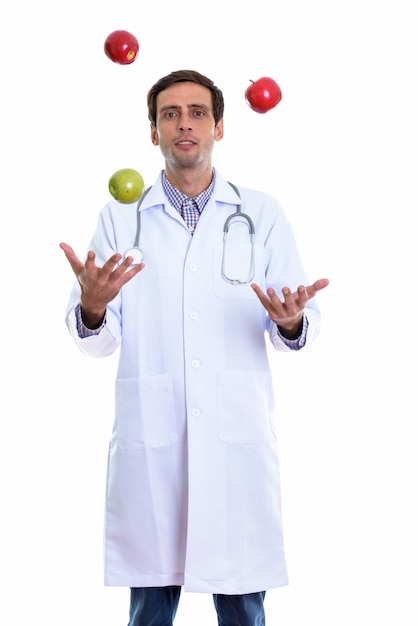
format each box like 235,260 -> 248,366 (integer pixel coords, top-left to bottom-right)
218,371 -> 277,444
115,375 -> 177,451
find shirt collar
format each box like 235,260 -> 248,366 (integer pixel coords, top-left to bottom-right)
161,169 -> 215,214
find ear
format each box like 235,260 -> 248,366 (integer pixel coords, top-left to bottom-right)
150,124 -> 159,146
214,119 -> 224,142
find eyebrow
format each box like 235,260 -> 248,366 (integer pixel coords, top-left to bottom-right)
159,103 -> 211,113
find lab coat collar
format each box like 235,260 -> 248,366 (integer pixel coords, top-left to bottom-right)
137,169 -> 240,212
212,171 -> 241,206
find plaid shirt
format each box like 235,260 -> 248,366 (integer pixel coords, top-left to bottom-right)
161,169 -> 215,233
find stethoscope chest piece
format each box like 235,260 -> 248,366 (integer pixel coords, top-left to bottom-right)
124,247 -> 144,265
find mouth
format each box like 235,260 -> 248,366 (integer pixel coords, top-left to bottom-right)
175,139 -> 197,147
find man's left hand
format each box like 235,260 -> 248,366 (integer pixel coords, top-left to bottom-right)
251,278 -> 329,338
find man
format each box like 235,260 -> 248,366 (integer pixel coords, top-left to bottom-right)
60,69 -> 329,626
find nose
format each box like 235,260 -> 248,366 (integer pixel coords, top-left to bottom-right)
178,113 -> 192,131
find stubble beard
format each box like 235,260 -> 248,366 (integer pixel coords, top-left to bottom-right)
163,141 -> 214,174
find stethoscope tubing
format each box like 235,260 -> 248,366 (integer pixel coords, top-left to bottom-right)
124,183 -> 255,283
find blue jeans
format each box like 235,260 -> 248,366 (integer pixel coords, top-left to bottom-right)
128,586 -> 266,625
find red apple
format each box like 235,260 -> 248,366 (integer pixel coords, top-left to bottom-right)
245,77 -> 282,113
104,30 -> 139,65
108,168 -> 144,203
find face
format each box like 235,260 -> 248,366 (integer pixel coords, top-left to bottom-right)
150,82 -> 224,175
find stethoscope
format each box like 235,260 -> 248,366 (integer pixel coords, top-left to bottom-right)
123,182 -> 255,284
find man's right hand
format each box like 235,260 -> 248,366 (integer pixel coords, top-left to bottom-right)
60,242 -> 145,328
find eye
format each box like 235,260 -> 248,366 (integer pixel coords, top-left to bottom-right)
193,110 -> 205,117
164,111 -> 177,119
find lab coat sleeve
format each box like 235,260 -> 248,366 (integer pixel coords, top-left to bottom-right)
65,302 -> 121,358
261,194 -> 322,352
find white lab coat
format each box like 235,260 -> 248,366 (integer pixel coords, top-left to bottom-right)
65,170 -> 321,594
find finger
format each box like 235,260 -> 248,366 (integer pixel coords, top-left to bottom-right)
98,252 -> 124,276
306,278 -> 330,298
59,242 -> 84,275
251,285 -> 272,316
258,286 -> 286,320
59,242 -> 74,255
252,284 -> 276,310
104,254 -> 141,282
281,286 -> 299,314
119,262 -> 145,284
295,285 -> 309,307
266,286 -> 281,302
251,283 -> 266,302
84,250 -> 98,269
314,278 -> 330,291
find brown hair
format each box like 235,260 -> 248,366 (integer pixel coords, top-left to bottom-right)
147,69 -> 224,127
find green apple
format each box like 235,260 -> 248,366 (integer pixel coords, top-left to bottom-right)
108,168 -> 144,203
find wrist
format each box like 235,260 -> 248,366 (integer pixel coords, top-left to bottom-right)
277,315 -> 304,340
80,303 -> 106,329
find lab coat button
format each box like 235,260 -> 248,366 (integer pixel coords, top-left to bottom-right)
192,408 -> 201,417
190,311 -> 199,320
191,359 -> 201,368
189,263 -> 198,272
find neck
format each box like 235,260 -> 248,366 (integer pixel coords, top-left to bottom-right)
165,165 -> 214,197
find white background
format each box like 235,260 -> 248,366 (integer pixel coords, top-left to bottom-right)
1,1 -> 417,624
